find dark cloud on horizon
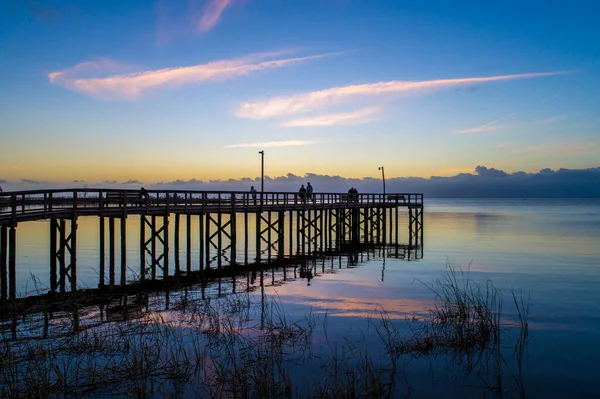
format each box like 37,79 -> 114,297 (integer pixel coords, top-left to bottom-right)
1,167 -> 599,197
150,166 -> 600,198
121,179 -> 143,185
20,179 -> 42,184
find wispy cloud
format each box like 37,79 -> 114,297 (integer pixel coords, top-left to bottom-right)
456,114 -> 569,135
237,71 -> 567,120
197,0 -> 234,33
455,112 -> 516,134
225,140 -> 317,148
283,106 -> 381,127
49,50 -> 334,100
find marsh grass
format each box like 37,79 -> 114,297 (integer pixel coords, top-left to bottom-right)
0,263 -> 530,398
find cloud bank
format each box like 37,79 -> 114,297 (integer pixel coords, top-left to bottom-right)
49,50 -> 333,100
3,167 -> 599,197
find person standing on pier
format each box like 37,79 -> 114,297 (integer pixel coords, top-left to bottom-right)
298,184 -> 306,202
306,182 -> 313,202
250,185 -> 257,205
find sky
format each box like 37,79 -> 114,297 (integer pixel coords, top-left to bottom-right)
1,0 -> 600,194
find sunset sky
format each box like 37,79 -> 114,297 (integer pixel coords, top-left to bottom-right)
1,0 -> 599,190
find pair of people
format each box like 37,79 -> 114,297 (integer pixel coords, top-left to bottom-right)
298,182 -> 313,202
348,187 -> 359,201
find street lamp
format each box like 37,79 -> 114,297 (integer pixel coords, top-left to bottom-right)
378,166 -> 386,199
258,151 -> 264,194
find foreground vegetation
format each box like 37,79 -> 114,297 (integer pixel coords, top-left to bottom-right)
0,264 -> 529,398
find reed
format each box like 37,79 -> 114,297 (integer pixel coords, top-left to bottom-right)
0,264 -> 530,398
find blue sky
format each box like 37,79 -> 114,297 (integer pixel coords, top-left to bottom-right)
1,0 -> 599,191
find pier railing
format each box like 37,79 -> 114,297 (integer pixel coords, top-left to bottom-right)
0,189 -> 423,225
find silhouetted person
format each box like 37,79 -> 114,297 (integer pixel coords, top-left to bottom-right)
347,187 -> 354,201
352,187 -> 359,201
250,185 -> 257,204
298,184 -> 306,202
306,182 -> 313,201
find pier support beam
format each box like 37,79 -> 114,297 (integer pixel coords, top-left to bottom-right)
9,226 -> 16,300
1,226 -> 7,300
120,217 -> 126,285
99,217 -> 105,288
140,215 -> 169,280
50,218 -> 77,293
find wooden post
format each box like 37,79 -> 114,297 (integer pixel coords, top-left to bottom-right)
70,218 -> 77,292
50,219 -> 57,292
8,226 -> 16,300
140,216 -> 145,281
231,211 -> 237,268
205,213 -> 210,269
109,217 -> 115,286
306,210 -> 312,255
199,213 -> 204,271
288,211 -> 293,257
99,217 -> 105,287
1,226 -> 7,300
186,214 -> 191,274
217,212 -> 222,269
151,215 -> 157,280
267,211 -> 272,262
59,219 -> 66,293
420,207 -> 424,246
244,212 -> 248,266
408,207 -> 413,248
255,211 -> 261,264
120,217 -> 126,286
295,211 -> 300,255
395,206 -> 399,245
175,213 -> 180,278
163,214 -> 169,278
278,211 -> 284,260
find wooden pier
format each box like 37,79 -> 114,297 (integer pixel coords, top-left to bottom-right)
0,189 -> 424,301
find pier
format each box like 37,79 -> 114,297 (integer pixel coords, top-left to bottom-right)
0,189 -> 424,302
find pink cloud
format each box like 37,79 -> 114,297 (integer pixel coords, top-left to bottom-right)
237,72 -> 568,120
282,106 -> 381,127
49,51 -> 334,100
197,0 -> 234,33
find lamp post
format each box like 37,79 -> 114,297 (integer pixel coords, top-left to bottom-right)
258,151 -> 264,194
378,166 -> 386,200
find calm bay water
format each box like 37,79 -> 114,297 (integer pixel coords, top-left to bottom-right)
9,198 -> 600,397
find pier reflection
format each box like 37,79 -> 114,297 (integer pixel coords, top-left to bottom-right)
0,243 -> 423,341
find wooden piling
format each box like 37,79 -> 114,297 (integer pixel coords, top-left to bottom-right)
59,219 -> 66,293
99,217 -> 105,287
70,218 -> 77,292
109,217 -> 115,286
50,219 -> 57,292
139,216 -> 145,281
9,226 -> 16,300
120,217 -> 126,286
186,214 -> 191,273
175,213 -> 180,278
1,226 -> 7,300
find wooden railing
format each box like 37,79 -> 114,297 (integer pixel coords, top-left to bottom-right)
0,189 -> 423,225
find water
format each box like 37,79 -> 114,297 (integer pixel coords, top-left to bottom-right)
6,198 -> 600,397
